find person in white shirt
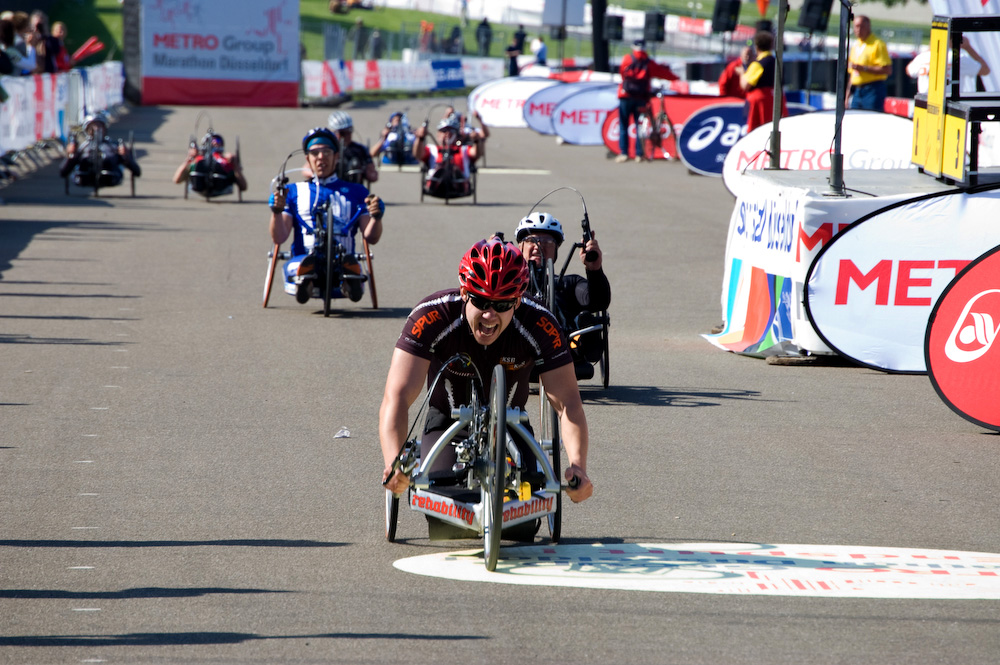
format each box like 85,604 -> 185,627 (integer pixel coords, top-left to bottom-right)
906,35 -> 991,94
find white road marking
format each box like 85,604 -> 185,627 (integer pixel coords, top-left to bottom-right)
71,527 -> 99,530
90,407 -> 109,411
68,566 -> 95,570
72,608 -> 101,612
394,542 -> 1000,599
476,167 -> 551,175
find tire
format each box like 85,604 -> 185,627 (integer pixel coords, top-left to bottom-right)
362,236 -> 378,310
323,217 -> 334,318
385,489 -> 399,542
636,112 -> 655,161
235,136 -> 242,202
483,363 -> 506,571
91,145 -> 101,197
263,243 -> 280,308
539,259 -> 562,541
129,132 -> 136,198
600,312 -> 610,389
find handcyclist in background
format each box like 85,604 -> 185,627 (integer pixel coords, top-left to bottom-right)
320,111 -> 378,185
60,113 -> 141,187
414,114 -> 479,197
371,111 -> 419,166
269,127 -> 385,304
172,132 -> 247,196
615,38 -> 679,163
516,212 -> 611,381
379,235 -> 593,505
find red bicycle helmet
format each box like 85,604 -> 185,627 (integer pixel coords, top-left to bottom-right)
458,236 -> 529,300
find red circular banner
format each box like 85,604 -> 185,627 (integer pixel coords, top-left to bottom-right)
926,245 -> 1000,431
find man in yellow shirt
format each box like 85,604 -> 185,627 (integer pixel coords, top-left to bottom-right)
848,15 -> 892,112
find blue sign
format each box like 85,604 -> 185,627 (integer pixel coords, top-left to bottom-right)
677,103 -> 747,177
430,59 -> 465,90
678,102 -> 814,177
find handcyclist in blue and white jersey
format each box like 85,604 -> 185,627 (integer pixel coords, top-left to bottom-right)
268,127 -> 385,303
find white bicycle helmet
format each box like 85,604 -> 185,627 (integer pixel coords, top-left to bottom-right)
437,115 -> 460,132
516,212 -> 564,245
327,110 -> 354,132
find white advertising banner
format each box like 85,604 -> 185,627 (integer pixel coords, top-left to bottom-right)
140,0 -> 299,106
551,84 -> 619,145
523,82 -> 609,135
722,111 -> 916,199
705,170 -> 941,358
805,187 -> 1000,373
468,77 -> 561,128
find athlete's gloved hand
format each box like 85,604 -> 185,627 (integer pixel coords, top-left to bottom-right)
269,188 -> 286,214
564,464 -> 593,503
365,193 -> 384,220
382,466 -> 409,496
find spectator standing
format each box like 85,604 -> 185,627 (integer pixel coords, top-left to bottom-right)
51,21 -> 70,71
448,25 -> 463,55
0,18 -> 22,75
535,35 -> 547,66
514,24 -> 527,52
476,18 -> 492,57
369,29 -> 384,59
615,39 -> 679,163
30,10 -> 59,74
718,45 -> 754,98
348,18 -> 368,60
848,15 -> 892,112
906,35 -> 990,94
741,31 -> 787,132
505,36 -> 520,77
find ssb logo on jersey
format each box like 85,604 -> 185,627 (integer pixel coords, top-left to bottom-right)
926,247 -> 1000,432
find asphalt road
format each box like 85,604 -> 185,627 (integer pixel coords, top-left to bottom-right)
2,101 -> 998,665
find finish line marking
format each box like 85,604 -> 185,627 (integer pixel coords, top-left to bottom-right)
393,542 -> 1000,599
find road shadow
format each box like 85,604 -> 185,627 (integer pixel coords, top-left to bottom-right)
579,384 -> 767,408
0,538 -> 345,548
0,630 -> 486,647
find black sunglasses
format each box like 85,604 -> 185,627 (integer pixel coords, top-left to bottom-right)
467,293 -> 517,312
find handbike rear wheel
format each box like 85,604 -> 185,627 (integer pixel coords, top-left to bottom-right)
385,489 -> 399,542
363,235 -> 378,309
600,313 -> 610,389
262,243 -> 280,308
483,363 -> 506,571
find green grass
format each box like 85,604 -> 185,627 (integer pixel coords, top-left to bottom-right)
49,0 -> 931,68
51,0 -> 124,67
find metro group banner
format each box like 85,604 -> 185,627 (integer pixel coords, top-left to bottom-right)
139,0 -> 299,107
805,187 -> 1000,373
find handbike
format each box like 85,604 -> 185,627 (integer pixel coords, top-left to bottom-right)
384,355 -> 571,571
262,154 -> 378,312
183,113 -> 242,202
63,131 -> 137,198
526,187 -> 611,389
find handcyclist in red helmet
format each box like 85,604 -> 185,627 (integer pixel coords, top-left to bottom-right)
379,234 -> 594,511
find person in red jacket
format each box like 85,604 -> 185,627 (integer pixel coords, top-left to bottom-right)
718,45 -> 754,99
616,39 -> 679,163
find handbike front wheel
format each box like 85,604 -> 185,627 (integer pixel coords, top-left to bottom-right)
323,223 -> 334,317
385,489 -> 400,542
483,363 -> 506,571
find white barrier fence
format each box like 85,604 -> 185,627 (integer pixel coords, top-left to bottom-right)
0,62 -> 125,154
300,56 -> 504,100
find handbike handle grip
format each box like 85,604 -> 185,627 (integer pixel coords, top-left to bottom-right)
562,476 -> 580,491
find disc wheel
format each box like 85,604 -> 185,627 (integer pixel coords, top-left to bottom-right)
385,489 -> 399,542
263,243 -> 280,308
362,236 -> 378,309
483,363 -> 506,572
